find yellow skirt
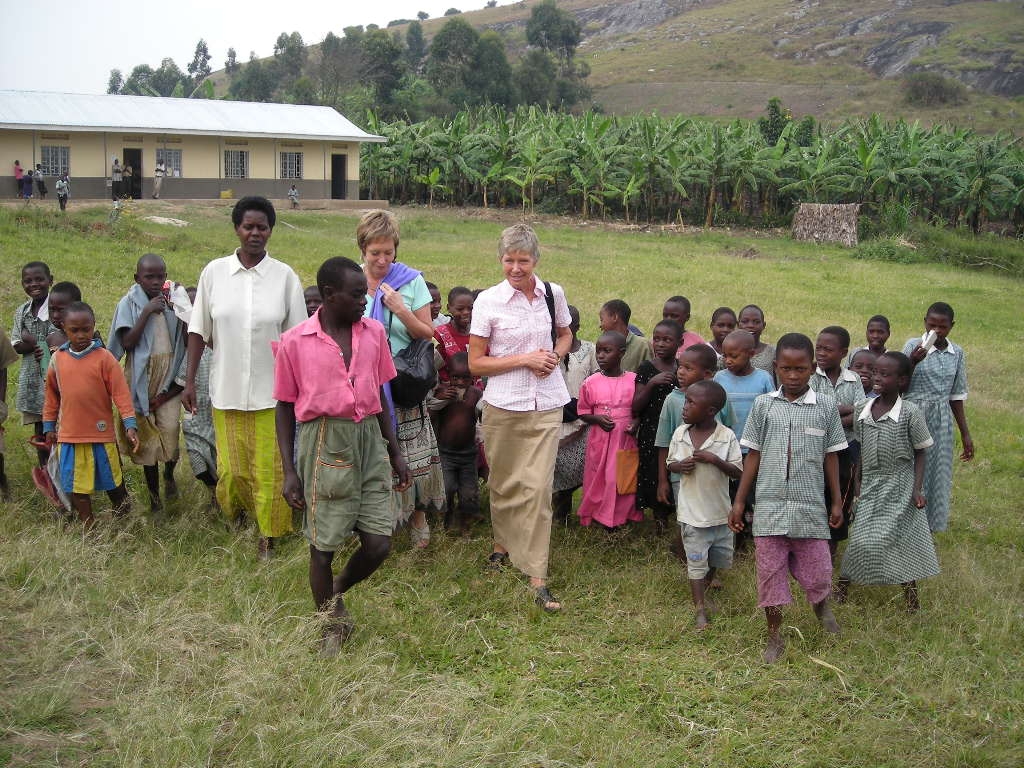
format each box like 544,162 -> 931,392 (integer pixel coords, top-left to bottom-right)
212,408 -> 293,537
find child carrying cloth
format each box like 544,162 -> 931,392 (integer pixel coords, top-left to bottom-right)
108,255 -> 189,510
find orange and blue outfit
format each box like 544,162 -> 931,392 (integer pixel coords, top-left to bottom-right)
43,340 -> 136,495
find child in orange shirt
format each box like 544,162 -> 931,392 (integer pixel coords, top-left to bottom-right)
43,302 -> 138,528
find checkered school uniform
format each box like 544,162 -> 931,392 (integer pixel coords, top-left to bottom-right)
741,388 -> 848,539
840,397 -> 939,585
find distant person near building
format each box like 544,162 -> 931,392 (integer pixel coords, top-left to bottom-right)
34,164 -> 48,199
56,172 -> 70,211
111,158 -> 122,200
153,159 -> 167,199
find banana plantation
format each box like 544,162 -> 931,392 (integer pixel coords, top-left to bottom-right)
359,107 -> 1023,233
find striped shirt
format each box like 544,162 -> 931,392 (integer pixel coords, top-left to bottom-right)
470,276 -> 570,412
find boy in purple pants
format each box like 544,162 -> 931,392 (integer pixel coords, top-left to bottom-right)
729,333 -> 847,664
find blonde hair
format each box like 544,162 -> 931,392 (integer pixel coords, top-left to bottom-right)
497,223 -> 540,261
356,209 -> 400,253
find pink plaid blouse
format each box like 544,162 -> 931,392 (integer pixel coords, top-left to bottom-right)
470,277 -> 571,412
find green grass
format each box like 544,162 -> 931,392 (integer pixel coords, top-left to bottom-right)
1,201 -> 1023,766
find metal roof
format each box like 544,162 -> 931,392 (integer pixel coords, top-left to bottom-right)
0,90 -> 385,143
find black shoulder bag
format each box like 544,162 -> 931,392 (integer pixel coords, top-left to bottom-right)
387,311 -> 437,409
543,281 -> 578,423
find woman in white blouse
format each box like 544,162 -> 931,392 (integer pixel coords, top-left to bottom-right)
183,196 -> 306,560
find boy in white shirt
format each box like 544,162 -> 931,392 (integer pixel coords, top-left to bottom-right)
666,379 -> 743,630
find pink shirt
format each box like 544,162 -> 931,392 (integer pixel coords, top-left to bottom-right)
470,276 -> 571,412
674,330 -> 707,359
273,313 -> 396,423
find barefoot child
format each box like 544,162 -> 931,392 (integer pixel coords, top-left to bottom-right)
552,305 -> 598,522
0,330 -> 18,499
715,330 -> 774,543
426,281 -> 449,328
849,349 -> 878,397
729,333 -> 847,664
181,287 -> 219,510
633,319 -> 682,531
655,344 -> 732,550
577,331 -> 642,530
43,303 -> 138,529
599,300 -> 652,373
433,352 -> 482,534
434,286 -> 475,384
737,305 -> 775,378
44,282 -> 85,352
662,296 -> 705,354
707,307 -> 737,370
274,257 -> 410,652
838,352 -> 938,610
304,285 -> 322,317
811,326 -> 862,560
108,254 -> 187,513
11,261 -> 54,466
858,314 -> 890,358
666,380 -> 742,629
902,302 -> 973,533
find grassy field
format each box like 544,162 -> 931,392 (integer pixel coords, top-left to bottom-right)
1,201 -> 1022,767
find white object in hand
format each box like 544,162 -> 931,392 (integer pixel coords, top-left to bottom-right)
921,329 -> 938,352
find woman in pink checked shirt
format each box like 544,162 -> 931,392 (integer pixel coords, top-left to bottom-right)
468,224 -> 573,612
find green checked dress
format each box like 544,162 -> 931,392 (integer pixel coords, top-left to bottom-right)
840,397 -> 939,585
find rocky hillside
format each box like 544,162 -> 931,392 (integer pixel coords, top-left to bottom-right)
214,0 -> 1024,129
473,0 -> 1023,128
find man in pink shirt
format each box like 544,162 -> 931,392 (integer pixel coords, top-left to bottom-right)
274,256 -> 410,654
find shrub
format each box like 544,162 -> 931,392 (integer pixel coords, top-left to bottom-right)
902,72 -> 968,106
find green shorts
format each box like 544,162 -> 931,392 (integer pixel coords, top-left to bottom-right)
297,416 -> 393,551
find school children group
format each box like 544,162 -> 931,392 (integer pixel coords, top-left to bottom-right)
3,213 -> 973,663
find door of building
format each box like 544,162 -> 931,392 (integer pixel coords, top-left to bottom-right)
331,154 -> 346,199
122,148 -> 142,199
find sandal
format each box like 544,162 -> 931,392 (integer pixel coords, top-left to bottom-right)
485,551 -> 509,571
534,586 -> 562,612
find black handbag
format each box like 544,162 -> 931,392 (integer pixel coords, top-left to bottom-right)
388,315 -> 437,409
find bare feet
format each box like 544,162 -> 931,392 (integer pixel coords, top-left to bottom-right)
834,580 -> 849,604
903,582 -> 920,613
813,601 -> 841,634
257,536 -> 274,561
164,476 -> 179,499
764,634 -> 785,664
694,610 -> 709,631
0,476 -> 10,503
319,606 -> 354,657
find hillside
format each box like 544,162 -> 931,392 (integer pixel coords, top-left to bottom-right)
212,0 -> 1024,130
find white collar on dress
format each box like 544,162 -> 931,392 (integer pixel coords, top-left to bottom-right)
858,395 -> 903,422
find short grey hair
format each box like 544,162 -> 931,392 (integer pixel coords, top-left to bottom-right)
497,224 -> 540,261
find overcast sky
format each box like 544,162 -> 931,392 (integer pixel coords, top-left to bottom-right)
0,0 -> 515,95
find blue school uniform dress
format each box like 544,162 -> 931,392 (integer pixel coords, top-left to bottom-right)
901,337 -> 968,532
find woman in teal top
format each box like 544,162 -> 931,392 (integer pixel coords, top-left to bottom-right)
359,210 -> 445,547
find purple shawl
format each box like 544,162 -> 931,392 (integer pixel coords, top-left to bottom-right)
368,261 -> 422,425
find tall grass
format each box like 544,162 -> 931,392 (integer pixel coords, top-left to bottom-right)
1,202 -> 1022,767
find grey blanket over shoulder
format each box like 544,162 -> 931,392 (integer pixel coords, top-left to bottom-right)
108,283 -> 187,415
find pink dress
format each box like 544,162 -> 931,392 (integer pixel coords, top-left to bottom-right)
577,371 -> 642,528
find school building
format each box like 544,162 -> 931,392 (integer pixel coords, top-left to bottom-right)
0,90 -> 384,200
